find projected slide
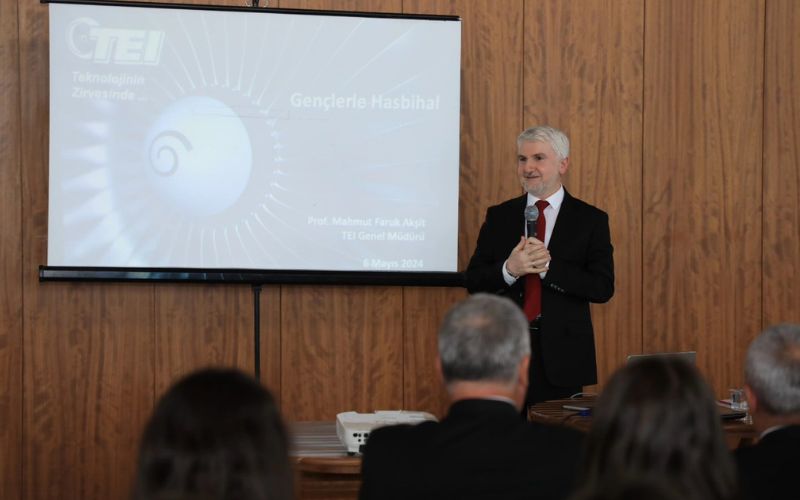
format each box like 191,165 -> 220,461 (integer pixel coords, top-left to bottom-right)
48,2 -> 461,273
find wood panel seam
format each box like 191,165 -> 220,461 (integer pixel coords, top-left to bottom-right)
760,0 -> 768,332
15,1 -> 26,498
641,0 -> 647,355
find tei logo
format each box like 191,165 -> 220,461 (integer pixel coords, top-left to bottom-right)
67,17 -> 165,65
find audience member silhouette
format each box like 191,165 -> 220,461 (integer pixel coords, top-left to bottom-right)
131,368 -> 292,500
735,323 -> 800,500
568,476 -> 682,500
359,293 -> 585,500
571,356 -> 739,500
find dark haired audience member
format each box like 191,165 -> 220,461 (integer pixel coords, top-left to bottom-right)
735,323 -> 800,500
359,293 -> 585,500
131,368 -> 292,500
568,476 -> 682,500
571,357 -> 739,500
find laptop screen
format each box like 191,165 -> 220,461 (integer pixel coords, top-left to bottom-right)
626,351 -> 697,365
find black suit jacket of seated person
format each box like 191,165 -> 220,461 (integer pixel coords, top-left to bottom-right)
358,398 -> 585,500
734,424 -> 800,500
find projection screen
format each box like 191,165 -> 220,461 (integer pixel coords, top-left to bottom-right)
42,0 -> 462,285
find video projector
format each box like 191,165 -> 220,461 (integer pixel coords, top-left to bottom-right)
336,410 -> 437,454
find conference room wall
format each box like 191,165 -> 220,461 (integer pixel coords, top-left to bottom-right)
1,0 -> 23,498
764,1 -> 800,330
642,0 -> 766,405
2,0 -> 799,499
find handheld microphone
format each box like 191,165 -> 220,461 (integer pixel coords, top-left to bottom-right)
524,204 -> 539,239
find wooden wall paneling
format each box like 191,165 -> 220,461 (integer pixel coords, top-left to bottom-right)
277,0 -> 400,11
21,2 -> 155,499
152,282 -> 281,455
523,0 -> 644,390
280,285 -> 404,421
401,287 -> 465,418
259,285 -> 284,400
643,0 -> 764,395
153,284 -> 261,396
1,0 -> 23,497
763,0 -> 800,327
23,284 -> 155,500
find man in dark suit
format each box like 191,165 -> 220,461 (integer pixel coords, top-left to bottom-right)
465,125 -> 614,408
359,293 -> 585,500
735,323 -> 800,500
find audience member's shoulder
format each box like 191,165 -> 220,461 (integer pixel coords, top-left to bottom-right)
735,425 -> 800,462
361,421 -> 438,468
571,476 -> 685,500
733,440 -> 758,462
528,421 -> 586,447
367,420 -> 438,446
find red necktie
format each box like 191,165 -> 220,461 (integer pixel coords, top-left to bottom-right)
523,200 -> 549,321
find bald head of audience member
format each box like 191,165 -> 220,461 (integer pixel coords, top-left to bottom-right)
437,293 -> 531,409
744,323 -> 800,432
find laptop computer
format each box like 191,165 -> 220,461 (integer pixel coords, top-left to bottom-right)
626,351 -> 697,365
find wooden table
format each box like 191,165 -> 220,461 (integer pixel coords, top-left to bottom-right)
289,421 -> 362,500
528,397 -> 757,449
